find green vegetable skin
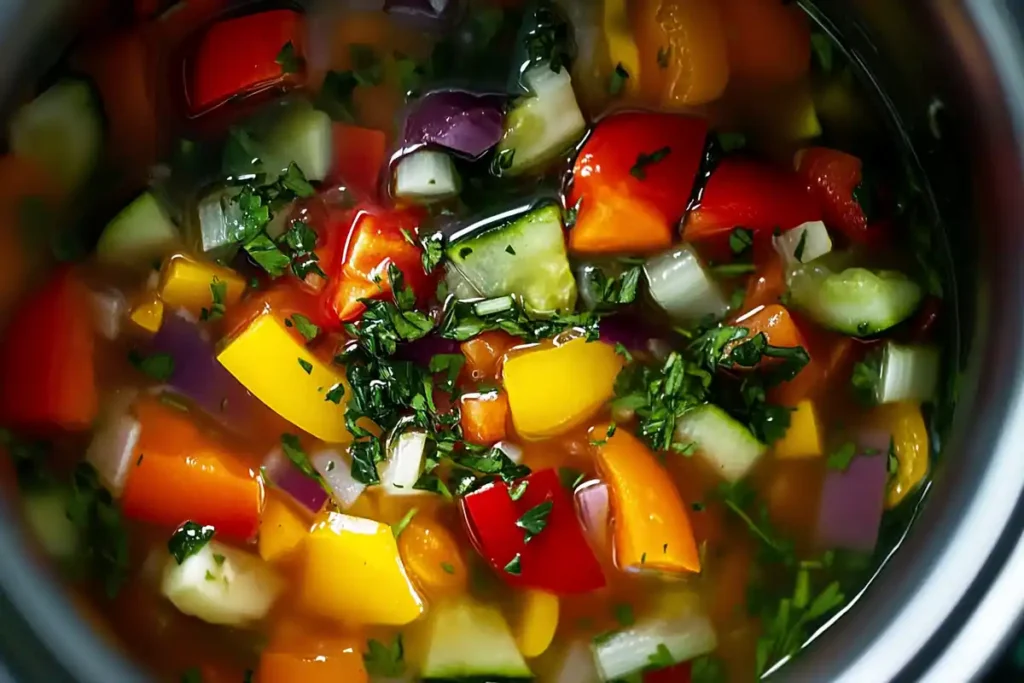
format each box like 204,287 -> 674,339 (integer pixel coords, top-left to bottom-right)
446,204 -> 577,314
96,192 -> 180,269
788,265 -> 923,336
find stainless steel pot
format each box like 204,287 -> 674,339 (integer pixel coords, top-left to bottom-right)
0,0 -> 1021,681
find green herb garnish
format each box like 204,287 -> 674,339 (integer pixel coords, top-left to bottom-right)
364,635 -> 406,677
630,146 -> 672,180
609,63 -> 629,95
128,350 -> 175,382
516,499 -> 553,542
168,521 -> 215,565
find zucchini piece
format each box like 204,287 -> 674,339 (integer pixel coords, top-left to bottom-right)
675,405 -> 766,482
96,192 -> 180,269
22,489 -> 78,561
261,101 -> 333,181
446,204 -> 576,314
393,149 -> 461,203
416,598 -> 532,680
9,79 -> 103,191
495,65 -> 586,176
788,263 -> 922,336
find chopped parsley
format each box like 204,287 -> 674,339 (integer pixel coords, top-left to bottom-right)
609,63 -> 629,95
350,44 -> 384,86
441,561 -> 456,574
275,41 -> 302,74
558,467 -> 584,491
851,351 -> 881,405
288,313 -> 320,341
793,229 -> 809,263
66,463 -> 129,597
630,146 -> 672,180
280,433 -> 320,481
508,479 -> 529,501
391,508 -> 418,538
298,358 -> 313,374
657,46 -> 671,69
282,219 -> 326,280
729,227 -> 754,255
200,277 -> 227,322
647,643 -> 675,669
168,521 -> 215,565
826,442 -> 858,471
317,69 -> 359,122
324,383 -> 346,404
588,266 -> 642,308
613,602 -> 635,627
419,231 -> 446,274
505,244 -> 517,255
504,553 -> 523,575
128,350 -> 175,382
516,499 -> 553,543
243,233 -> 290,277
364,635 -> 406,677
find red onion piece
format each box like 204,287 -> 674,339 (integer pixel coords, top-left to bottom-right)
262,447 -> 328,514
397,333 -> 461,367
85,390 -> 141,497
815,434 -> 890,553
402,90 -> 506,160
312,448 -> 366,510
575,480 -> 610,553
598,315 -> 666,354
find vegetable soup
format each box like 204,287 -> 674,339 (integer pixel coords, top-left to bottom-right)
0,1 -> 950,682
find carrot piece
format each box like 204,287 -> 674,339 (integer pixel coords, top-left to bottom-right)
259,619 -> 367,683
568,189 -> 675,255
743,250 -> 787,311
121,399 -> 263,539
259,494 -> 310,563
769,324 -> 856,407
718,0 -> 811,86
460,391 -> 510,446
329,123 -> 387,201
460,331 -> 519,382
397,516 -> 468,599
733,304 -> 806,361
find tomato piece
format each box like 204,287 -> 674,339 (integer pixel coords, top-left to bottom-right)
683,158 -> 820,259
461,468 -> 605,595
795,147 -> 880,245
0,268 -> 97,432
742,249 -> 787,311
329,123 -> 387,201
644,661 -> 693,683
719,0 -> 811,86
187,10 -> 306,116
569,112 -> 708,255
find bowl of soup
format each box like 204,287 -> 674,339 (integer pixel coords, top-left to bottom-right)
0,0 -> 1019,681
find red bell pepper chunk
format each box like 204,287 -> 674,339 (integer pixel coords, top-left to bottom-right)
187,9 -> 306,116
569,112 -> 708,255
795,147 -> 885,246
328,206 -> 432,322
328,123 -> 387,201
461,468 -> 605,595
0,268 -> 98,432
644,661 -> 693,683
683,158 -> 820,259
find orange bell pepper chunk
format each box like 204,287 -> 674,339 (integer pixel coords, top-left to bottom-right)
397,516 -> 468,600
743,250 -> 787,311
460,391 -> 510,446
259,618 -> 368,683
866,402 -> 929,509
121,399 -> 263,539
329,123 -> 387,201
591,424 -> 700,574
769,320 -> 856,407
719,0 -> 811,86
732,304 -> 806,366
259,494 -> 311,563
460,331 -> 519,382
632,0 -> 730,107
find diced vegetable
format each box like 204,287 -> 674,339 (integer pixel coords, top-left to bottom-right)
575,481 -> 611,554
773,220 -> 832,266
196,187 -> 245,254
773,400 -> 823,460
393,149 -> 461,203
161,540 -> 283,626
495,65 -> 586,176
732,304 -> 805,363
9,79 -> 102,192
397,516 -> 468,599
23,488 -> 78,560
868,402 -> 930,509
0,268 -> 98,431
503,339 -> 622,439
816,449 -> 887,552
511,589 -> 559,659
96,192 -> 180,269
261,102 -> 333,181
258,622 -> 368,683
604,0 -> 641,95
770,328 -> 856,408
719,0 -> 811,86
568,112 -> 708,255
300,512 -> 424,625
447,204 -> 577,315
188,9 -> 306,115
876,342 -> 940,404
328,122 -> 387,200
84,394 -> 141,497
312,449 -> 366,510
415,597 -> 532,680
261,446 -> 328,514
90,289 -> 126,341
460,390 -> 510,445
259,495 -> 309,563
121,399 -> 263,540
402,90 -> 506,160
743,251 -> 787,311
217,313 -> 351,443
381,430 -> 428,495
592,425 -> 700,573
461,330 -> 519,381
461,469 -> 605,594
796,147 -> 877,245
546,640 -> 602,683
158,255 -> 246,317
644,246 -> 729,323
674,405 -> 767,482
788,263 -> 923,336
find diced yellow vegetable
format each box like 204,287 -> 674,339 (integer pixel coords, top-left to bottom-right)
510,590 -> 559,659
259,496 -> 309,563
300,512 -> 424,626
773,400 -> 823,459
217,314 -> 351,443
502,339 -> 622,439
397,516 -> 468,600
604,0 -> 641,93
159,254 -> 246,316
129,292 -> 164,333
874,401 -> 929,509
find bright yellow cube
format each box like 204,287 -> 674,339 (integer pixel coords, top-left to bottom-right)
773,400 -> 823,459
217,314 -> 351,443
502,338 -> 622,439
510,590 -> 559,659
159,254 -> 246,316
129,293 -> 164,333
259,497 -> 309,563
301,512 -> 424,626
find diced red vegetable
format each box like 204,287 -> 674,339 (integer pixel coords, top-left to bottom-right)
569,112 -> 708,255
644,661 -> 693,683
795,147 -> 880,245
683,158 -> 820,258
328,123 -> 387,201
187,9 -> 306,116
0,268 -> 98,432
461,468 -> 605,595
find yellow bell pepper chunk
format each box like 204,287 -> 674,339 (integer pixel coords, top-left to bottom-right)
217,314 -> 351,443
300,512 -> 424,626
129,292 -> 164,333
510,590 -> 559,659
502,339 -> 622,439
773,400 -> 823,459
604,0 -> 641,92
259,496 -> 309,563
873,401 -> 929,509
159,254 -> 246,317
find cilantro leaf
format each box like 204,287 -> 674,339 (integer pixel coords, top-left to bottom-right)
504,553 -> 522,575
67,463 -> 129,597
516,499 -> 553,542
729,227 -> 754,255
826,442 -> 857,471
609,63 -> 629,95
244,233 -> 290,277
630,146 -> 672,180
275,41 -> 302,74
363,635 -> 406,677
851,351 -> 881,405
281,433 -> 321,481
200,277 -> 227,322
168,521 -> 215,565
128,350 -> 175,382
289,313 -> 320,341
391,508 -> 418,538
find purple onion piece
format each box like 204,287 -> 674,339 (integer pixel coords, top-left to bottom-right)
397,333 -> 461,367
402,90 -> 506,160
815,436 -> 889,553
385,0 -> 456,19
598,315 -> 667,355
263,447 -> 329,514
575,481 -> 610,553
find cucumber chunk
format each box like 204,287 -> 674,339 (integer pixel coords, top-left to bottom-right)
788,263 -> 922,336
96,192 -> 180,269
22,489 -> 78,561
446,204 -> 576,314
675,405 -> 766,483
394,149 -> 461,203
261,102 -> 333,181
415,598 -> 532,680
